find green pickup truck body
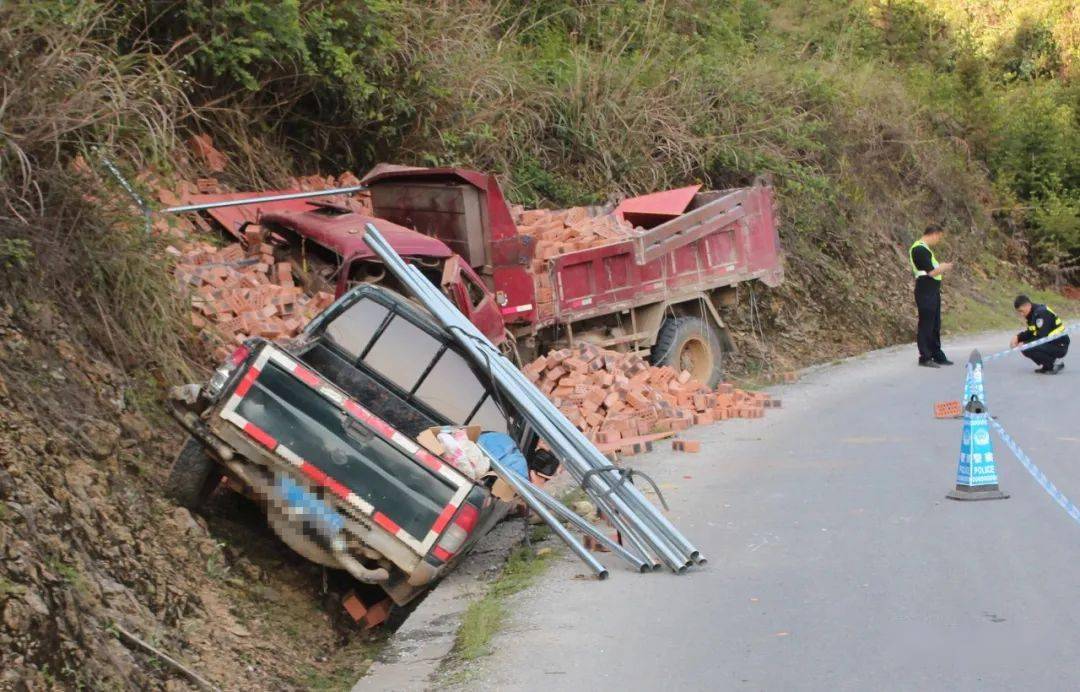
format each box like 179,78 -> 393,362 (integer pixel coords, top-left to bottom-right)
168,284 -> 524,605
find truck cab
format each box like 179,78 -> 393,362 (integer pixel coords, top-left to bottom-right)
258,204 -> 508,346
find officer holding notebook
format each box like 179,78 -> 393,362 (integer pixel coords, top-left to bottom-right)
909,224 -> 955,367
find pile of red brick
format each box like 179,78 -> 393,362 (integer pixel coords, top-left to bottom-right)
169,228 -> 334,359
513,206 -> 640,318
154,143 -> 367,357
514,206 -> 639,261
523,343 -> 777,456
289,171 -> 371,213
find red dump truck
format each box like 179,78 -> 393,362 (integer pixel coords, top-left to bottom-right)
193,166 -> 782,387
354,167 -> 782,386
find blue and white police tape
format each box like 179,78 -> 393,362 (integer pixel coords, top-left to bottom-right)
982,324 -> 1078,364
988,417 -> 1080,526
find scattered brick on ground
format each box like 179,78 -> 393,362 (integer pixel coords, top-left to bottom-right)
170,233 -> 335,359
672,440 -> 701,453
342,592 -> 368,622
523,342 -> 773,453
934,399 -> 963,419
361,598 -> 393,630
154,167 -> 367,358
187,133 -> 229,172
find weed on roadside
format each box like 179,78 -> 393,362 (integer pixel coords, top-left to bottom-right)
448,545 -> 557,666
299,637 -> 383,691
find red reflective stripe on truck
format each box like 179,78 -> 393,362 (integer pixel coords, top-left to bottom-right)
367,417 -> 396,438
296,462 -> 350,500
343,399 -> 395,439
343,399 -> 369,421
242,421 -> 277,450
373,512 -> 400,534
431,503 -> 457,534
415,450 -> 444,473
299,462 -> 329,486
291,364 -> 321,388
322,477 -> 351,500
233,367 -> 261,398
432,546 -> 453,562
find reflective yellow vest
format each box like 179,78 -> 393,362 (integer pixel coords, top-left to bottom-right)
1028,306 -> 1066,338
909,239 -> 942,282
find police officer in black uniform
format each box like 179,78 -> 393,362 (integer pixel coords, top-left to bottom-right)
1011,295 -> 1069,374
909,225 -> 955,367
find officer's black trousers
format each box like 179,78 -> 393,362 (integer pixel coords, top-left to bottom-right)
915,286 -> 942,362
1021,337 -> 1070,368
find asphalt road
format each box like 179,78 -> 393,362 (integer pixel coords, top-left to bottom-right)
456,331 -> 1080,691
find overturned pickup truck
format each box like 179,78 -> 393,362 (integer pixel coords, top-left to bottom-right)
167,284 -> 544,605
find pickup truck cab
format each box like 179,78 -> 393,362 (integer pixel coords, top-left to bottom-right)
167,284 -> 522,605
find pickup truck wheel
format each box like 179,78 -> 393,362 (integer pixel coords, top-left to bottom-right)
651,316 -> 723,388
166,436 -> 221,510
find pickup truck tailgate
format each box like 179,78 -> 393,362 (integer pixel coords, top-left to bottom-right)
218,344 -> 472,554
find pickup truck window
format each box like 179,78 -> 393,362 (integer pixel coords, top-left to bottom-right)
319,293 -> 509,434
325,298 -> 389,358
414,349 -> 487,423
470,395 -> 507,432
365,316 -> 443,391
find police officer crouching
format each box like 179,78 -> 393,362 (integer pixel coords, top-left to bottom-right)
1011,295 -> 1069,374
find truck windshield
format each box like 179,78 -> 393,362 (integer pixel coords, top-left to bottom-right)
323,296 -> 507,433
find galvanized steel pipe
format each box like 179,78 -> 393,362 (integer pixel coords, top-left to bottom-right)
364,226 -> 693,569
484,456 -> 609,579
376,239 -> 690,570
364,224 -> 701,572
162,186 -> 367,214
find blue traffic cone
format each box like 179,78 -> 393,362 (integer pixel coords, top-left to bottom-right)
962,349 -> 986,407
946,394 -> 1009,501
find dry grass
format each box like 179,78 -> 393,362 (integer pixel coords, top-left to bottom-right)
0,3 -> 200,384
0,4 -> 188,212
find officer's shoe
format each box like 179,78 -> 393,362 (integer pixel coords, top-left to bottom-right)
1036,364 -> 1055,374
933,356 -> 955,366
919,359 -> 941,368
1053,362 -> 1065,374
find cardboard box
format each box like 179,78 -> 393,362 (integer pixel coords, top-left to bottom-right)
415,425 -> 482,456
489,477 -> 518,501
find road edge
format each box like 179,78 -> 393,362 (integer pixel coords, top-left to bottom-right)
352,520 -> 525,691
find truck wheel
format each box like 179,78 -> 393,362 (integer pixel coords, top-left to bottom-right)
166,436 -> 221,510
651,316 -> 723,388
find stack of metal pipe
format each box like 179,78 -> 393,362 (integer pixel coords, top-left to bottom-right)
364,224 -> 704,577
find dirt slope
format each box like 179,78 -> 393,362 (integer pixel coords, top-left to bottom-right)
0,303 -> 379,690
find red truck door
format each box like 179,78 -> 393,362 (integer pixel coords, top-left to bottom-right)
440,256 -> 506,346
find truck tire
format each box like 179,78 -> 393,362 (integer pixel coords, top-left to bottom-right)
651,316 -> 724,388
166,436 -> 221,510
